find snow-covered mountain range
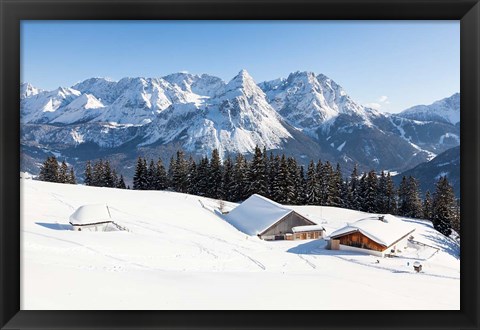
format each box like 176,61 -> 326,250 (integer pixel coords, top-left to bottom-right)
20,70 -> 460,177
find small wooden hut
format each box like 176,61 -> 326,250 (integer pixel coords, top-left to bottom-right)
224,194 -> 324,240
329,215 -> 415,257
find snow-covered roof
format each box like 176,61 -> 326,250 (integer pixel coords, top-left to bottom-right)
292,225 -> 325,233
224,194 -> 294,235
329,215 -> 415,248
69,204 -> 112,225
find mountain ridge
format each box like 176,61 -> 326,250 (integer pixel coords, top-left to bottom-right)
20,70 -> 460,177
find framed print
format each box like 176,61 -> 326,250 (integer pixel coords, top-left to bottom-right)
1,0 -> 479,329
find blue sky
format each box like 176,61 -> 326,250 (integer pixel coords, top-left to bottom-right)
21,21 -> 459,113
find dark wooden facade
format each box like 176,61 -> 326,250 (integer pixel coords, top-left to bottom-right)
333,231 -> 386,252
259,211 -> 317,240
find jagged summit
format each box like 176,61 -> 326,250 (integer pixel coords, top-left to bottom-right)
20,82 -> 42,99
224,69 -> 261,98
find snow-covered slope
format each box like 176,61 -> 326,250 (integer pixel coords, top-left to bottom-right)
398,93 -> 460,125
21,179 -> 459,310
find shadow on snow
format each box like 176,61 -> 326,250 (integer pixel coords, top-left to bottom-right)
35,222 -> 73,231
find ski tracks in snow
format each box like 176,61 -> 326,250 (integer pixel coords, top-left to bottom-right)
232,249 -> 266,270
23,230 -> 162,272
297,254 -> 317,269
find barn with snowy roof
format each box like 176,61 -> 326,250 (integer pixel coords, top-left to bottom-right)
69,204 -> 126,232
224,194 -> 324,240
328,215 -> 415,257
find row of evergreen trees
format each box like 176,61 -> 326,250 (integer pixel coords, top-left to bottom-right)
38,156 -> 76,184
131,146 -> 459,235
84,160 -> 127,189
37,146 -> 460,237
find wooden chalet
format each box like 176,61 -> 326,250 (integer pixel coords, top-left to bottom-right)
224,194 -> 324,240
329,215 -> 415,257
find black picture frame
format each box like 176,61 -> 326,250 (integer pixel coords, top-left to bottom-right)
1,0 -> 479,329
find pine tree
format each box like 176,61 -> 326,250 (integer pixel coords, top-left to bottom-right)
186,157 -> 198,195
222,156 -> 235,201
305,160 -> 319,205
133,157 -> 148,190
232,153 -> 249,201
117,174 -> 127,189
285,157 -> 298,204
38,158 -> 49,182
358,172 -> 367,212
58,160 -> 69,183
340,179 -> 349,209
327,163 -> 343,207
316,160 -> 325,205
385,172 -> 397,214
172,150 -> 188,193
423,190 -> 433,220
103,161 -> 114,188
407,176 -> 423,218
266,152 -> 276,199
68,167 -> 76,184
247,146 -> 268,196
167,156 -> 175,189
296,165 -> 307,205
147,160 -> 156,190
398,176 -> 423,218
157,158 -> 168,190
208,149 -> 223,198
377,171 -> 388,213
364,170 -> 378,213
348,164 -> 360,210
452,199 -> 461,236
84,161 -> 93,186
92,160 -> 104,187
111,169 -> 119,188
196,156 -> 210,196
260,149 -> 270,199
398,176 -> 409,216
432,176 -> 456,236
272,154 -> 289,203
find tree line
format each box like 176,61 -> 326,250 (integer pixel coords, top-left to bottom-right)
131,146 -> 459,237
37,146 -> 460,237
38,156 -> 76,184
83,160 -> 127,189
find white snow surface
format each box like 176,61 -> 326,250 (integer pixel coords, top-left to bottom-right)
21,179 -> 460,310
224,194 -> 298,235
69,204 -> 112,225
292,225 -> 325,233
329,215 -> 415,247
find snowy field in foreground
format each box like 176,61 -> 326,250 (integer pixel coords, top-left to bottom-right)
21,179 -> 460,310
